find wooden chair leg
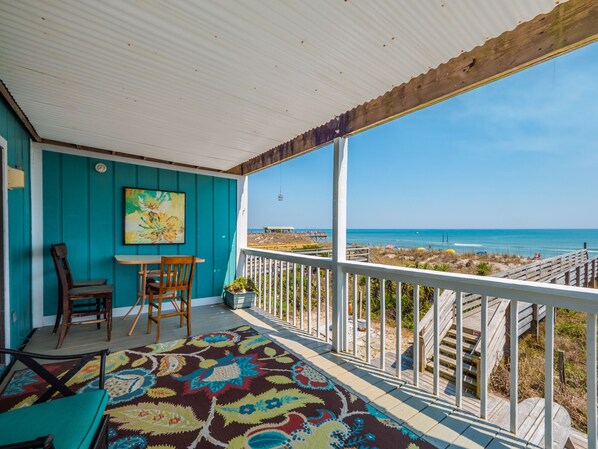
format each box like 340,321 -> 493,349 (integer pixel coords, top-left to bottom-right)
52,297 -> 63,334
96,298 -> 101,330
56,309 -> 71,349
106,295 -> 112,342
179,295 -> 185,328
147,292 -> 153,334
156,296 -> 162,343
186,298 -> 191,337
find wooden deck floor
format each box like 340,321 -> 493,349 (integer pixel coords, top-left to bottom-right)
20,304 -> 547,449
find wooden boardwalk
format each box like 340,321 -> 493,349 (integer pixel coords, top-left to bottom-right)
16,303 -> 560,449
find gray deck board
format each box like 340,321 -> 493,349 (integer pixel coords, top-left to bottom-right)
16,304 -> 558,449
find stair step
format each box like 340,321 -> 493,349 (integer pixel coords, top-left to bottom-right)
439,344 -> 478,361
446,328 -> 479,344
433,353 -> 478,375
441,336 -> 478,352
425,362 -> 477,390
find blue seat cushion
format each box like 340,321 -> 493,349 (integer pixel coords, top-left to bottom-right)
0,390 -> 108,449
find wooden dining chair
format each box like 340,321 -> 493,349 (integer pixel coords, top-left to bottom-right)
50,244 -> 113,349
50,243 -> 107,335
146,256 -> 195,343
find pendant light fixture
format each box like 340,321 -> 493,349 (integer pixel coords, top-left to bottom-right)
278,164 -> 284,201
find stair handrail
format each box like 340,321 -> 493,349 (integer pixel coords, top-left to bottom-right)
419,249 -> 590,370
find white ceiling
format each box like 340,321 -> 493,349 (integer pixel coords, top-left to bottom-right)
0,0 -> 561,171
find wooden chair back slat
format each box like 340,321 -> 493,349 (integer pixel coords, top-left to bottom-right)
158,256 -> 195,294
50,243 -> 75,289
50,244 -> 71,298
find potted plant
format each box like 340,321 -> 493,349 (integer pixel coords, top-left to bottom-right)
223,277 -> 258,309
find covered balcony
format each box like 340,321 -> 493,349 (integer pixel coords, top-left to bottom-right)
0,1 -> 596,449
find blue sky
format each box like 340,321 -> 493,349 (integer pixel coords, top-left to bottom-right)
248,43 -> 598,230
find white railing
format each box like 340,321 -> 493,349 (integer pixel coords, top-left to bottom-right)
244,248 -> 333,340
242,247 -> 598,449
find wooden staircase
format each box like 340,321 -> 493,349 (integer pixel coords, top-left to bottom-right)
419,249 -> 598,399
425,324 -> 481,396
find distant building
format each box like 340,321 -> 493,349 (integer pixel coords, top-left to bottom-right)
264,226 -> 295,233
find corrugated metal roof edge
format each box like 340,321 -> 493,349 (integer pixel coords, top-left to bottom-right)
230,0 -> 598,176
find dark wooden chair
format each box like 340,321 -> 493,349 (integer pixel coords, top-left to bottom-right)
147,256 -> 196,343
50,244 -> 113,349
0,348 -> 110,449
50,244 -> 107,335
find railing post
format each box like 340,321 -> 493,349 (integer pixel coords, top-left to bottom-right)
587,313 -> 597,449
235,176 -> 248,278
510,300 -> 519,434
332,137 -> 348,352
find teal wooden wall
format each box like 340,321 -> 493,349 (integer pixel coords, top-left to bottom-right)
42,151 -> 237,317
0,98 -> 32,348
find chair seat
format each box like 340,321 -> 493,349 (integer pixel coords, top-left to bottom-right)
0,390 -> 108,449
69,285 -> 113,297
73,278 -> 107,287
147,281 -> 160,292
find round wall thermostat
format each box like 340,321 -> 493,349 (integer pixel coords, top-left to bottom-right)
95,162 -> 108,173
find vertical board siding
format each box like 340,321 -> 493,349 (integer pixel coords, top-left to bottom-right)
196,175 -> 215,298
89,158 -> 115,299
213,177 -> 229,295
42,151 -> 237,317
0,98 -> 32,348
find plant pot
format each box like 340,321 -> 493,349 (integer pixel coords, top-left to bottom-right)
224,290 -> 255,309
357,319 -> 367,332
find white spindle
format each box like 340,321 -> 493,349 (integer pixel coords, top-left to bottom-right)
353,274 -> 358,355
279,261 -> 284,319
510,300 -> 519,434
588,313 -> 597,449
286,262 -> 290,322
456,290 -> 463,408
366,276 -> 371,363
317,268 -> 321,339
293,263 -> 297,327
413,284 -> 420,387
481,295 -> 488,419
344,273 -> 349,352
326,270 -> 330,342
268,259 -> 273,314
433,287 -> 440,395
258,257 -> 262,308
300,265 -> 304,330
273,260 -> 278,317
308,267 -> 313,334
380,279 -> 386,370
545,305 -> 554,449
396,282 -> 403,379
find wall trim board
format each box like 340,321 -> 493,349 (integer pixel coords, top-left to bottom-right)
31,142 -> 43,328
40,295 -> 225,327
39,142 -> 243,181
0,135 -> 11,350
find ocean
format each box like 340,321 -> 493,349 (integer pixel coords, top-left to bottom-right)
251,229 -> 598,258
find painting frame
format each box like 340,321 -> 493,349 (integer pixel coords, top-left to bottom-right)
123,187 -> 186,245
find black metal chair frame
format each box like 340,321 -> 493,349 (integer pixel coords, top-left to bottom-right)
0,348 -> 110,449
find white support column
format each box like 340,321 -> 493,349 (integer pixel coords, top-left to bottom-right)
30,142 -> 44,328
236,176 -> 248,277
332,137 -> 348,352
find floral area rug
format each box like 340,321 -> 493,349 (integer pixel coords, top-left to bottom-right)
0,326 -> 433,449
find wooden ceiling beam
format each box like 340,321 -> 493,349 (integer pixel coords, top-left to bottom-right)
228,0 -> 598,176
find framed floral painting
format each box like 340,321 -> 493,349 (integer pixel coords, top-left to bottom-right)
124,187 -> 186,244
